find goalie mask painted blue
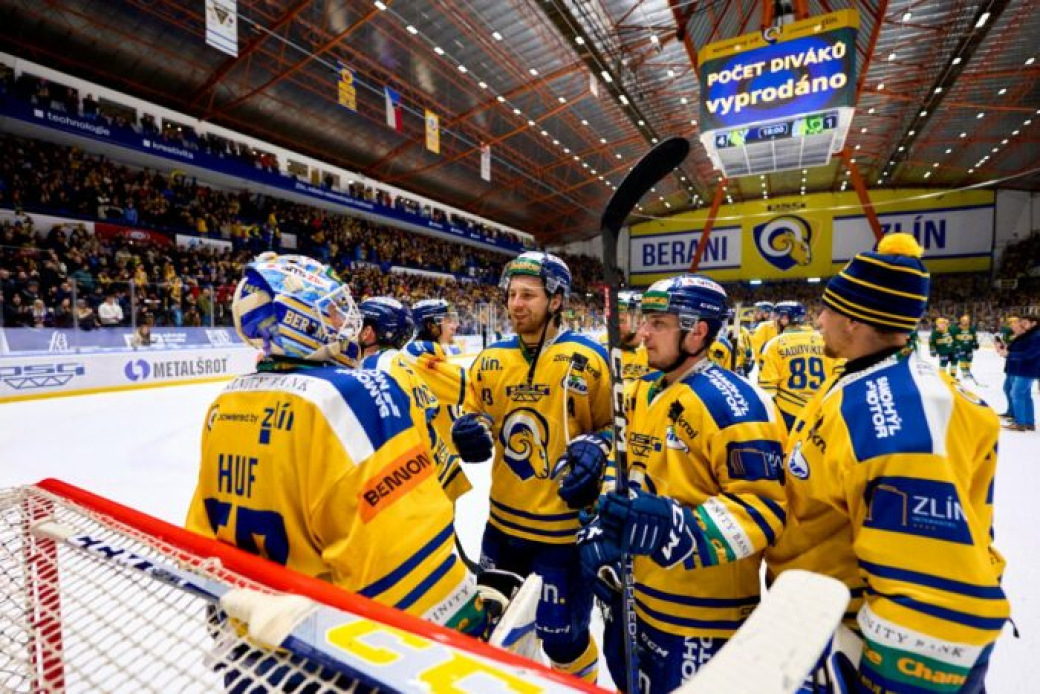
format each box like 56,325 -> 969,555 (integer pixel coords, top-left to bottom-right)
232,252 -> 363,367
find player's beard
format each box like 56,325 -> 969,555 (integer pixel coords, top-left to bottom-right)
511,305 -> 550,342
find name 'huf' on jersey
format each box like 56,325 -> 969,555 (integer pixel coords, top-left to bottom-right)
186,366 -> 470,624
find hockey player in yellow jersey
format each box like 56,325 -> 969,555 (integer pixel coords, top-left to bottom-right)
709,308 -> 753,374
599,290 -> 652,382
356,297 -> 473,505
451,251 -> 613,682
185,255 -> 527,687
567,275 -> 787,693
750,301 -> 778,369
401,298 -> 473,501
758,300 -> 843,432
767,234 -> 1009,694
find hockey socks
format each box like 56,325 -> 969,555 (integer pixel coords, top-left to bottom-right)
547,636 -> 599,684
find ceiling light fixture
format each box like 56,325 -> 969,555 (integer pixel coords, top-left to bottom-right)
529,68 -> 538,76
434,46 -> 445,55
952,56 -> 962,65
406,25 -> 418,35
975,11 -> 990,28
492,31 -> 503,41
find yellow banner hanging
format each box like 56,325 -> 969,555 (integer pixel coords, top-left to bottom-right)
337,66 -> 356,111
425,110 -> 440,154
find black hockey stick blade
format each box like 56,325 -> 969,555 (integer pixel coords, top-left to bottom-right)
600,137 -> 691,236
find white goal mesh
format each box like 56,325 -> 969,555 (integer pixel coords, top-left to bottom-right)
0,481 -> 586,694
0,484 -> 369,693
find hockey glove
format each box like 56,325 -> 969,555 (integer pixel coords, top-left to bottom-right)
553,432 -> 612,509
598,489 -> 698,568
575,515 -> 624,604
451,413 -> 494,463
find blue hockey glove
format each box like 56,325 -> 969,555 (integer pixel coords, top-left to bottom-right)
598,489 -> 697,568
553,432 -> 612,509
575,515 -> 624,604
451,413 -> 494,463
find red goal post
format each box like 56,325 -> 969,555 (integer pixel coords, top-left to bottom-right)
0,479 -> 597,693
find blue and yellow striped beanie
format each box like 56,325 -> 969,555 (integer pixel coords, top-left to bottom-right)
823,233 -> 929,331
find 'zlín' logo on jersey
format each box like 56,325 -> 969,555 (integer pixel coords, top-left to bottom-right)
500,407 -> 551,480
753,215 -> 813,271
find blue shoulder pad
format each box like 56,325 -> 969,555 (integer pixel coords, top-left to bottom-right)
841,360 -> 933,461
405,341 -> 437,358
689,364 -> 771,428
556,332 -> 610,364
308,366 -> 414,452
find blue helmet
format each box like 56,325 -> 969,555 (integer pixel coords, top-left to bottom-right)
412,298 -> 459,327
499,251 -> 572,300
233,252 -> 362,366
642,275 -> 728,330
360,297 -> 415,349
774,300 -> 807,324
754,301 -> 775,313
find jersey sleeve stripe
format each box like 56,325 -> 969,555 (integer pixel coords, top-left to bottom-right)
756,495 -> 787,525
860,560 -> 1006,600
719,492 -> 779,545
872,591 -> 1008,631
488,511 -> 577,539
635,583 -> 760,608
489,498 -> 579,522
395,554 -> 458,612
358,523 -> 453,599
634,597 -> 747,631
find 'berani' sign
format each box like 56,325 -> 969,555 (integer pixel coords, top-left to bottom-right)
698,10 -> 859,132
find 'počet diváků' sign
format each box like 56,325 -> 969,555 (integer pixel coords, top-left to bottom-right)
698,10 -> 859,132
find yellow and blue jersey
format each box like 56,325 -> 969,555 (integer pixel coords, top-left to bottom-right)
185,365 -> 471,623
598,334 -> 653,382
767,351 -> 1009,676
751,320 -> 778,368
363,347 -> 472,503
624,362 -> 787,639
466,331 -> 613,544
758,326 -> 844,431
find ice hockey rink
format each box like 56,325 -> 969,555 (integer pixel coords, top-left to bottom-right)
2,344 -> 1037,692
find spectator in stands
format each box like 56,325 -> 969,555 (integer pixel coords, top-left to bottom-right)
75,299 -> 98,330
52,297 -> 74,328
3,291 -> 31,326
30,298 -> 49,328
130,323 -> 153,349
97,294 -> 124,327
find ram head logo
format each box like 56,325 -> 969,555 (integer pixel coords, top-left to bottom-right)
753,216 -> 813,271
500,407 -> 551,480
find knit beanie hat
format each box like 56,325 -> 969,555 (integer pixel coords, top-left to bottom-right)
823,233 -> 930,331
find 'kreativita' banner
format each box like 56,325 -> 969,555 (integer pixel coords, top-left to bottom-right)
628,189 -> 994,285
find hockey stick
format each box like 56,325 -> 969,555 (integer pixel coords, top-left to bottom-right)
29,520 -> 583,693
600,136 -> 691,693
676,570 -> 851,694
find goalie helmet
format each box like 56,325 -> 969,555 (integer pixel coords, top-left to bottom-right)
641,275 -> 728,331
774,300 -> 807,324
232,252 -> 363,366
360,297 -> 415,349
499,251 -> 572,301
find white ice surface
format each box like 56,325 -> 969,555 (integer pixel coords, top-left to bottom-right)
1,347 -> 1036,692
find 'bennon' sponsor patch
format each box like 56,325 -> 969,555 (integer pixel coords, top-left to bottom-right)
359,447 -> 435,522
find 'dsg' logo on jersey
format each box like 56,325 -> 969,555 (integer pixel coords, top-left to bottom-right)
500,408 -> 551,480
506,383 -> 551,403
753,215 -> 813,271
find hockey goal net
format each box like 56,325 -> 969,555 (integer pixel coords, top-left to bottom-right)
0,479 -> 593,693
